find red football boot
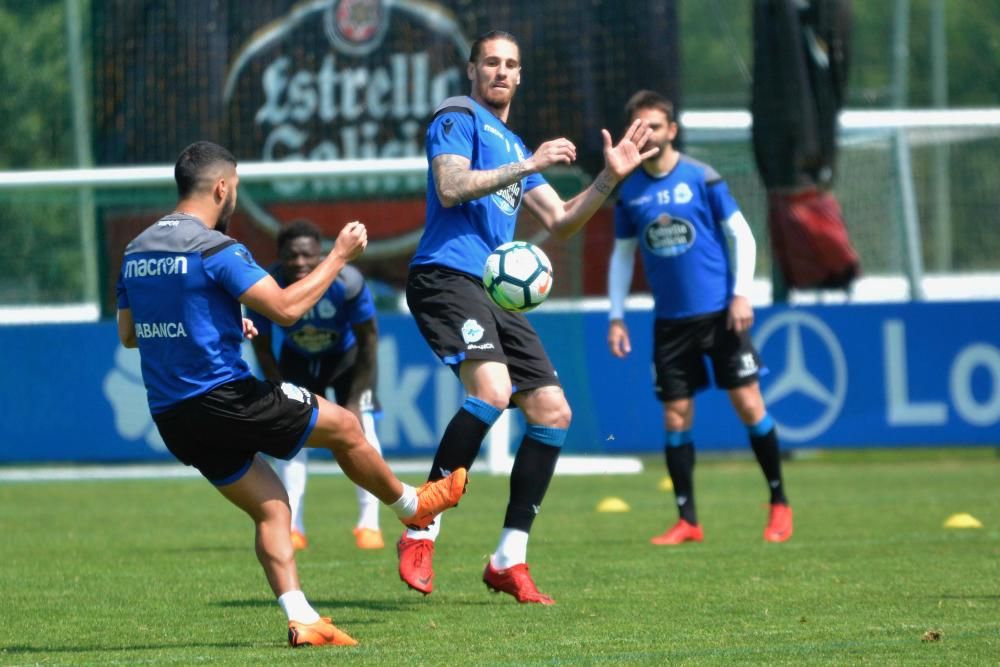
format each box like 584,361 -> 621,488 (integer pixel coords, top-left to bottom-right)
483,561 -> 555,605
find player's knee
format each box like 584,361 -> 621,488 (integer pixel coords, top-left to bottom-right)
551,402 -> 572,430
522,389 -> 571,429
257,496 -> 292,527
474,387 -> 512,411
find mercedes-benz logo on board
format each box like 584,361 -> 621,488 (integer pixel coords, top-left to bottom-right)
754,311 -> 848,442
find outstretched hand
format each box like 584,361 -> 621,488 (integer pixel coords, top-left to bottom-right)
333,221 -> 368,262
602,118 -> 659,181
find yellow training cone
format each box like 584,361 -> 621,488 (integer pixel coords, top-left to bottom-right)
944,513 -> 983,529
658,477 -> 674,492
596,497 -> 630,513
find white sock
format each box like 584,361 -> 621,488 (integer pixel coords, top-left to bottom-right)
355,491 -> 380,530
278,590 -> 320,624
405,514 -> 442,542
355,411 -> 382,530
272,449 -> 308,534
388,483 -> 419,519
492,528 -> 529,569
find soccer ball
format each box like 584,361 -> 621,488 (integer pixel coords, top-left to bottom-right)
482,241 -> 554,312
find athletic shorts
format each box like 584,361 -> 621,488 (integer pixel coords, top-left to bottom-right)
653,309 -> 762,401
278,344 -> 379,412
406,265 -> 560,394
152,377 -> 318,486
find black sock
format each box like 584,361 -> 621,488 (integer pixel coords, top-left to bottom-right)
503,436 -> 560,532
665,443 -> 697,525
427,408 -> 491,482
750,427 -> 788,505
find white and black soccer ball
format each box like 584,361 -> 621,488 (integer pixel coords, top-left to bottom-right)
482,241 -> 554,312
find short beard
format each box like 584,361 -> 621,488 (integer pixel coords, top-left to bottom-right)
216,191 -> 236,234
483,88 -> 512,111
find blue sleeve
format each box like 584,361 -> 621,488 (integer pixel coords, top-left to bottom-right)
524,170 -> 547,193
614,199 -> 637,239
203,243 -> 269,299
347,284 -> 376,326
115,270 -> 129,309
427,111 -> 474,160
707,180 -> 740,225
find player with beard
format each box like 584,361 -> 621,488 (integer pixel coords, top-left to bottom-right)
399,31 -> 657,604
607,90 -> 793,546
115,141 -> 468,647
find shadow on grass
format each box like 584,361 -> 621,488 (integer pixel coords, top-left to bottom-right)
157,545 -> 246,554
215,597 -> 412,613
215,596 -> 506,612
1,641 -> 279,654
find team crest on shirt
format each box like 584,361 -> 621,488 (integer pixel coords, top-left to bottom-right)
643,214 -> 696,257
673,182 -> 694,204
492,181 -> 523,216
461,318 -> 485,344
317,298 -> 336,319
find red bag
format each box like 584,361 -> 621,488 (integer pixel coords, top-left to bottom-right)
767,188 -> 860,289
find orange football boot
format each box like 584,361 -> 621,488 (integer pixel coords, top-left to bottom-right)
352,527 -> 384,550
400,468 -> 468,530
290,530 -> 308,551
763,503 -> 793,542
650,519 -> 704,545
288,617 -> 357,647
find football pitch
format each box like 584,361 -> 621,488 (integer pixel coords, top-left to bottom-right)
1,449 -> 997,665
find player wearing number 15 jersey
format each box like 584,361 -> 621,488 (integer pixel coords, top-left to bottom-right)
607,90 -> 793,547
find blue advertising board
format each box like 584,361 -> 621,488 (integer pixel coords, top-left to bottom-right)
0,301 -> 997,463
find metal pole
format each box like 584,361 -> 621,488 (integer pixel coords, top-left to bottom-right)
65,0 -> 99,307
892,0 -> 925,299
930,0 -> 951,271
892,0 -> 909,109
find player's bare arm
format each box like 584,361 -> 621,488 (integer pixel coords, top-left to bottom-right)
116,308 -> 138,348
241,222 -> 367,326
524,119 -> 658,239
433,137 -> 576,208
345,319 -> 378,418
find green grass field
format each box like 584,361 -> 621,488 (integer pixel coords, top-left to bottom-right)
1,449 -> 997,665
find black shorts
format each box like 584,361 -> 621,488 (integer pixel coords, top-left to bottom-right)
406,265 -> 560,394
653,310 -> 761,401
278,344 -> 379,412
152,377 -> 318,486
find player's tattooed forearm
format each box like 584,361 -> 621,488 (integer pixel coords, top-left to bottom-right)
593,172 -> 615,195
437,154 -> 531,204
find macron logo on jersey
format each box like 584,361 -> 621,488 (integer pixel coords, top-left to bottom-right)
482,122 -> 511,151
123,256 -> 189,278
134,321 -> 188,339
